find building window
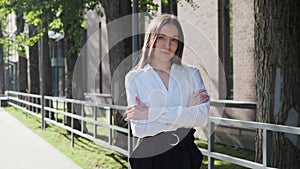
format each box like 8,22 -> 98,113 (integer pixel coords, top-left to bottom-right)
161,0 -> 177,15
219,0 -> 233,100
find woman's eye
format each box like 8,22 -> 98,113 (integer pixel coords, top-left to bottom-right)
171,38 -> 178,43
158,35 -> 165,40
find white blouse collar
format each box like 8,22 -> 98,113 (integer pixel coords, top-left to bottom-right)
142,63 -> 181,72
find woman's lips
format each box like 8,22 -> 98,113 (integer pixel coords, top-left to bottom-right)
159,49 -> 172,55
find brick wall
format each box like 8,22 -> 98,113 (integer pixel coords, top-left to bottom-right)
232,0 -> 256,102
178,0 -> 221,99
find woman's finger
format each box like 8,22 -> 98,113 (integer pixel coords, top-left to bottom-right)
199,96 -> 210,103
195,89 -> 206,95
135,96 -> 142,105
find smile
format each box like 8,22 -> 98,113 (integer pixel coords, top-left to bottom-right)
160,49 -> 172,55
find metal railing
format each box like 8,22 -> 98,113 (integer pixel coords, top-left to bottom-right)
201,117 -> 300,169
4,91 -> 300,169
5,91 -> 132,159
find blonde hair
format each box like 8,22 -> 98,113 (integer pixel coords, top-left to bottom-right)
136,14 -> 184,69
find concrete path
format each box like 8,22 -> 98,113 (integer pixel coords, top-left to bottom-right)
0,107 -> 82,169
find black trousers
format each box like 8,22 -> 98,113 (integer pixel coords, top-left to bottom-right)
129,128 -> 203,169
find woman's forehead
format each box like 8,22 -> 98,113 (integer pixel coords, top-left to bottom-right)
158,23 -> 179,37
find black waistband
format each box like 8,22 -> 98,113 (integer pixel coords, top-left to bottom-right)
142,128 -> 195,143
131,128 -> 196,158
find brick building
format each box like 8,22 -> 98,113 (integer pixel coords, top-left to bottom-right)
178,0 -> 256,102
232,0 -> 256,102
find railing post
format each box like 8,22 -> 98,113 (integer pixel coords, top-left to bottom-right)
71,103 -> 74,147
81,104 -> 84,133
63,101 -> 66,124
128,122 -> 131,163
48,99 -> 52,120
41,94 -> 45,130
208,120 -> 215,169
263,129 -> 271,167
55,99 -> 58,122
94,106 -> 97,138
109,108 -> 113,145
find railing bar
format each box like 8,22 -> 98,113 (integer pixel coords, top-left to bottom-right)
8,96 -> 42,109
9,102 -> 41,119
210,117 -> 300,135
43,106 -> 129,133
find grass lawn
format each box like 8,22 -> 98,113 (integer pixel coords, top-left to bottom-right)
4,106 -> 128,169
4,106 -> 255,169
196,139 -> 255,169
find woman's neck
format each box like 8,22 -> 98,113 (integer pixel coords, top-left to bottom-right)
150,60 -> 171,72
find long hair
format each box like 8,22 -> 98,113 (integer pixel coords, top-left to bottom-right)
136,14 -> 184,69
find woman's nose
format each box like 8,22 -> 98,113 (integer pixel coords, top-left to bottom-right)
163,39 -> 171,49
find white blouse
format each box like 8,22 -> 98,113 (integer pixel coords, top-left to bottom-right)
125,64 -> 210,138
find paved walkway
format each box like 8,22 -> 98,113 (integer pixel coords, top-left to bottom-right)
0,107 -> 82,169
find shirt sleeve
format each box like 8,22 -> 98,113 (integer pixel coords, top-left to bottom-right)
148,67 -> 210,128
125,72 -> 173,137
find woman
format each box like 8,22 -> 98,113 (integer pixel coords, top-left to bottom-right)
125,14 -> 210,169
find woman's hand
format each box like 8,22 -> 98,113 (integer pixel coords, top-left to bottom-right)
125,97 -> 149,121
187,89 -> 210,107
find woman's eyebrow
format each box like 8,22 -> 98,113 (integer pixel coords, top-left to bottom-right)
159,34 -> 178,38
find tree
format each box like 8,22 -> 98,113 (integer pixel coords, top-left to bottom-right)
0,25 -> 4,94
100,0 -> 132,148
15,11 -> 28,93
28,24 -> 40,110
254,0 -> 300,168
28,26 -> 39,94
21,0 -> 54,118
0,0 -> 13,94
60,0 -> 98,131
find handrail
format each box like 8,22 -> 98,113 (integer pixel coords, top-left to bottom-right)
210,117 -> 300,135
83,93 -> 257,109
210,99 -> 256,109
84,92 -> 112,98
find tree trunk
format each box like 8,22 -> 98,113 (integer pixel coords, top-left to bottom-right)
64,38 -> 80,130
102,0 -> 132,149
61,1 -> 82,132
0,26 -> 4,94
29,25 -> 40,111
18,57 -> 27,92
15,12 -> 28,93
254,0 -> 300,168
28,25 -> 40,94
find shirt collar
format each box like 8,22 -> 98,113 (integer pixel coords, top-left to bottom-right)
142,63 -> 180,72
142,64 -> 153,72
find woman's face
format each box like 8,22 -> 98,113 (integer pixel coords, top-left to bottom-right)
152,23 -> 179,63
